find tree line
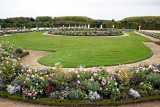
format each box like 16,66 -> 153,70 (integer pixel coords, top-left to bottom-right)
0,16 -> 160,30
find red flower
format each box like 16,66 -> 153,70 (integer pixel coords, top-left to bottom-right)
123,93 -> 125,95
46,86 -> 51,92
46,89 -> 49,92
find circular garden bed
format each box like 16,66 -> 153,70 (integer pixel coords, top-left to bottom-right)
0,41 -> 160,106
48,27 -> 123,36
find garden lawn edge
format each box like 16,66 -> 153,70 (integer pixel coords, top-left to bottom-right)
0,91 -> 160,106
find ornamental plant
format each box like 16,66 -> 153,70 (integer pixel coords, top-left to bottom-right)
67,88 -> 85,100
136,82 -> 153,96
89,67 -> 125,100
21,68 -> 54,99
82,79 -> 100,92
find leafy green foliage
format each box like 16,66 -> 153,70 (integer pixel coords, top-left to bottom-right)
67,88 -> 85,100
146,73 -> 160,89
82,80 -> 100,92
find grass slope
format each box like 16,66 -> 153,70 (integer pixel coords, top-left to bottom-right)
0,32 -> 153,67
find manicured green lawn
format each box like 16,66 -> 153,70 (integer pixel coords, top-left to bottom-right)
0,32 -> 153,67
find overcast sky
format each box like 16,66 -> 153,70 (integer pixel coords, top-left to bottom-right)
0,0 -> 160,20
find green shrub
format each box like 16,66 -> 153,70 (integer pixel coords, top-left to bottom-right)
129,67 -> 147,87
67,88 -> 85,100
146,73 -> 160,89
11,75 -> 27,86
82,80 -> 100,92
136,82 -> 153,96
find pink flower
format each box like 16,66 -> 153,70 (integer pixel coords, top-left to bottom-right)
106,88 -> 108,90
100,87 -> 102,90
108,81 -> 110,84
36,83 -> 38,85
112,89 -> 115,91
90,77 -> 94,81
40,90 -> 42,93
115,83 -> 118,85
99,76 -> 101,80
31,75 -> 35,78
28,93 -> 32,96
30,86 -> 32,89
35,92 -> 37,94
93,73 -> 98,76
40,77 -> 43,80
101,81 -> 106,85
117,88 -> 119,91
33,94 -> 35,96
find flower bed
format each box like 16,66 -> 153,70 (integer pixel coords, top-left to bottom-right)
48,28 -> 123,36
0,41 -> 160,106
138,31 -> 160,39
2,29 -> 49,35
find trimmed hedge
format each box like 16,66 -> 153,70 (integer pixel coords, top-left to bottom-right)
0,91 -> 160,106
16,51 -> 29,60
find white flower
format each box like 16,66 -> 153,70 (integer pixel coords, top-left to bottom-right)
77,80 -> 80,84
77,75 -> 80,78
75,70 -> 78,74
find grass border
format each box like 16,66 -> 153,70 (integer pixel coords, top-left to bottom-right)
0,91 -> 160,106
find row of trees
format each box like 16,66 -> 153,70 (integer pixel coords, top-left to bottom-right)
0,16 -> 160,30
0,16 -> 94,28
108,16 -> 160,30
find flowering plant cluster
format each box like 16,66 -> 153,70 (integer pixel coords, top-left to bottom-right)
0,42 -> 160,101
48,28 -> 123,36
138,31 -> 160,39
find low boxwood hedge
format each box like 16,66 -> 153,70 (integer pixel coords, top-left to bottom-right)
16,51 -> 29,60
0,91 -> 160,106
